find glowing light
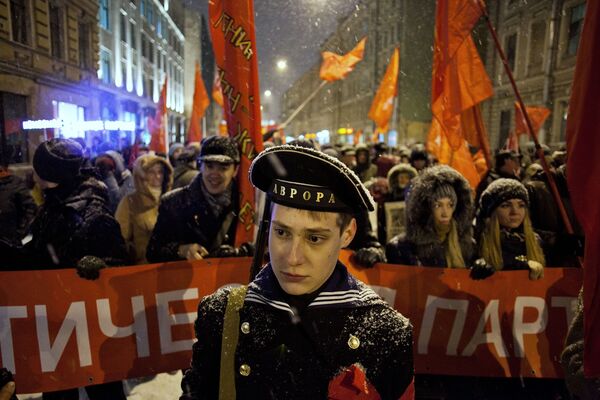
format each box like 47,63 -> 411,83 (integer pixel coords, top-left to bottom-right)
276,59 -> 287,71
22,119 -> 136,131
264,90 -> 272,97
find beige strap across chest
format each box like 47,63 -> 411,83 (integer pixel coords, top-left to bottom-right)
219,285 -> 248,400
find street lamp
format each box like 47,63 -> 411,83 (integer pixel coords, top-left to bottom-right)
264,89 -> 272,97
276,59 -> 287,71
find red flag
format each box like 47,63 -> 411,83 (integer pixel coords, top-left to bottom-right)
514,102 -> 551,137
319,38 -> 366,82
504,131 -> 520,153
149,78 -> 168,154
209,0 -> 264,246
368,48 -> 399,131
187,62 -> 210,143
566,0 -> 600,377
429,0 -> 493,151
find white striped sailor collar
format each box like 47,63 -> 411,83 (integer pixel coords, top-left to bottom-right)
245,262 -> 384,315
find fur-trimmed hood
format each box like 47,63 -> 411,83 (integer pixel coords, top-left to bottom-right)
132,154 -> 173,197
387,163 -> 418,193
406,165 -> 474,255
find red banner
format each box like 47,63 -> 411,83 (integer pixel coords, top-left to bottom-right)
0,252 -> 580,394
209,0 -> 264,245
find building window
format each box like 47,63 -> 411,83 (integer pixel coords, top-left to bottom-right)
157,15 -> 162,36
100,49 -> 112,84
528,21 -> 545,74
147,3 -> 154,25
53,100 -> 86,139
79,23 -> 90,69
120,12 -> 127,44
505,33 -> 517,72
130,21 -> 137,49
567,3 -> 586,56
50,5 -> 63,59
499,109 -> 511,148
99,0 -> 110,30
559,101 -> 568,142
10,0 -> 29,45
140,0 -> 146,16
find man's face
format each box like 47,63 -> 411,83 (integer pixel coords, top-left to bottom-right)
269,204 -> 356,295
341,154 -> 355,168
500,157 -> 521,177
33,171 -> 58,190
200,161 -> 238,195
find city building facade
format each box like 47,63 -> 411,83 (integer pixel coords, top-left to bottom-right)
281,0 -> 435,146
481,0 -> 586,150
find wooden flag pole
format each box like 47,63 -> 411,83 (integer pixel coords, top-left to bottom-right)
477,0 -> 576,238
279,81 -> 327,130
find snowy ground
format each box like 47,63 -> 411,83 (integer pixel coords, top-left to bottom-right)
19,371 -> 183,400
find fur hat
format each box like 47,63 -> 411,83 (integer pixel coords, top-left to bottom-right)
478,178 -> 529,220
199,136 -> 240,164
33,138 -> 83,184
406,165 -> 473,249
250,144 -> 374,213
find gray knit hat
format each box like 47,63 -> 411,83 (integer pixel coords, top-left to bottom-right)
479,178 -> 529,219
432,183 -> 457,206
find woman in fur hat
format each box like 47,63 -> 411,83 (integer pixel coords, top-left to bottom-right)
471,178 -> 545,280
115,154 -> 173,264
386,165 -> 474,267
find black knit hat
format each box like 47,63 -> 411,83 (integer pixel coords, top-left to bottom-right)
33,138 -> 83,184
199,136 -> 240,164
250,145 -> 374,213
479,178 -> 529,220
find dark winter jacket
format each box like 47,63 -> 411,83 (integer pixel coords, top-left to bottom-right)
146,173 -> 238,263
180,262 -> 414,400
0,172 -> 127,269
386,166 -> 474,267
496,228 -> 543,271
99,150 -> 135,213
172,163 -> 199,190
353,146 -> 378,183
0,173 -> 37,245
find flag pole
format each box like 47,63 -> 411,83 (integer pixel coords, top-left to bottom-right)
279,81 -> 327,129
477,0 -> 577,238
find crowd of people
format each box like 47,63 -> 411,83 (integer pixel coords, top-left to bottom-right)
0,134 -> 586,399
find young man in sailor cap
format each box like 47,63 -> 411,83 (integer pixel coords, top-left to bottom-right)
180,145 -> 414,400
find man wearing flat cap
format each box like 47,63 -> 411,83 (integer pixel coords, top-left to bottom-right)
147,136 -> 254,262
180,145 -> 414,399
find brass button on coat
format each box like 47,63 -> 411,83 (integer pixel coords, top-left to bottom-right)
241,322 -> 250,334
239,364 -> 251,376
348,334 -> 360,349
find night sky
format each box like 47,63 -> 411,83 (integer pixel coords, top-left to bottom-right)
187,0 -> 361,120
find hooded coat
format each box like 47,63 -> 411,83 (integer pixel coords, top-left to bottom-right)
387,164 -> 418,202
386,165 -> 474,267
99,150 -> 135,213
352,145 -> 378,183
115,155 -> 173,264
0,172 -> 127,269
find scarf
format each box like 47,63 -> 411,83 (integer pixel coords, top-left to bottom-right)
200,178 -> 232,217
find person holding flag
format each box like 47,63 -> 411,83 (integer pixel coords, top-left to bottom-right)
146,136 -> 254,263
180,145 -> 414,400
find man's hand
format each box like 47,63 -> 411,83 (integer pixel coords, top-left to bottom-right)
76,256 -> 107,280
353,247 -> 386,268
210,242 -> 255,258
178,244 -> 209,260
470,258 -> 496,280
0,368 -> 17,400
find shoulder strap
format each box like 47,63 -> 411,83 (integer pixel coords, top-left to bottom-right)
219,285 -> 248,400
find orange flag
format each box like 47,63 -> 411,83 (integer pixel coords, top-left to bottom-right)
461,104 -> 492,169
149,78 -> 168,154
514,102 -> 551,137
566,0 -> 600,377
212,69 -> 224,108
319,37 -> 366,82
429,0 -> 493,151
427,119 -> 481,188
368,48 -> 399,131
209,0 -> 264,245
187,62 -> 210,143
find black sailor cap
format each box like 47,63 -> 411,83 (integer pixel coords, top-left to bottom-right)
249,145 -> 374,213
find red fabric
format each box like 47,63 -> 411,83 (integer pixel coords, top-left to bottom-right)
209,0 -> 264,245
320,38 -> 366,82
566,0 -> 600,377
429,0 -> 493,151
187,62 -> 210,143
328,364 -> 381,400
514,102 -> 551,137
212,69 -> 224,108
399,378 -> 415,400
368,48 -> 399,131
149,78 -> 168,154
